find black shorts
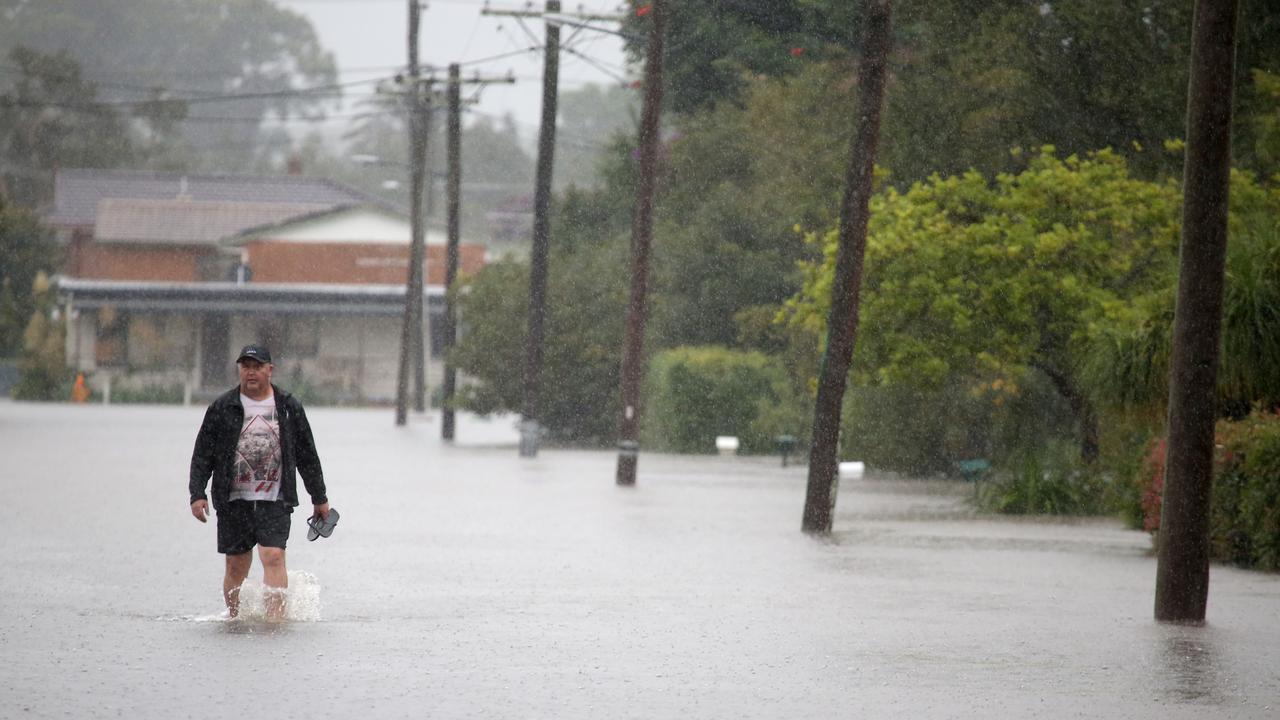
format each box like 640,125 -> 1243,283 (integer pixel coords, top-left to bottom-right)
217,499 -> 293,554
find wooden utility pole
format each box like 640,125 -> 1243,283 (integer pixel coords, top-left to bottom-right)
519,0 -> 562,457
801,0 -> 893,533
1155,0 -> 1238,624
615,0 -> 668,487
481,2 -> 621,453
442,62 -> 462,441
413,87 -> 434,415
395,0 -> 429,426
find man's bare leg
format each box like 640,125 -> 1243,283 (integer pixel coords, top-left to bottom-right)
259,546 -> 288,622
224,552 -> 253,618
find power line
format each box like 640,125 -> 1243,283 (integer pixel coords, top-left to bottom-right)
561,47 -> 630,84
0,65 -> 393,106
456,46 -> 543,68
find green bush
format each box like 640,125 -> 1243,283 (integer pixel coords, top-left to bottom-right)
11,274 -> 69,401
977,439 -> 1112,515
643,346 -> 797,454
841,370 -> 1077,477
1211,412 -> 1280,570
284,366 -> 345,407
1136,411 -> 1280,570
110,383 -> 184,405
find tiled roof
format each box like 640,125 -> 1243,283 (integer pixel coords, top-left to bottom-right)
94,199 -> 335,245
49,168 -> 402,228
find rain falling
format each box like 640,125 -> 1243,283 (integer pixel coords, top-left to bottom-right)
1,1 -> 1278,717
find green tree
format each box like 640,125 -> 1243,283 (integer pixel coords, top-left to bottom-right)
0,200 -> 58,357
0,0 -> 338,174
787,149 -> 1183,462
452,234 -> 629,444
646,62 -> 860,350
645,1 -> 1279,183
623,0 -> 859,114
643,346 -> 795,454
554,83 -> 639,190
0,47 -> 155,206
1083,169 -> 1280,417
12,270 -> 67,400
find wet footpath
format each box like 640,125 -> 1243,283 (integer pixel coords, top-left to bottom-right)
1,401 -> 1277,719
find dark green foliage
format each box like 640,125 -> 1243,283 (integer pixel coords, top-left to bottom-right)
647,1 -> 1278,184
0,0 -> 337,178
623,0 -> 860,115
1131,412 -> 1280,570
0,202 -> 59,357
11,273 -> 68,401
643,346 -> 796,454
1210,413 -> 1280,570
283,366 -> 345,407
977,440 -> 1113,516
840,370 -> 1076,478
1083,170 -> 1280,417
109,384 -> 185,405
0,47 -> 147,206
451,238 -> 629,445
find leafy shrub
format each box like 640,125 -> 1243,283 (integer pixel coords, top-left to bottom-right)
12,273 -> 69,401
452,251 -> 627,446
977,439 -> 1112,515
643,346 -> 796,454
110,383 -> 184,405
841,370 -> 1076,478
284,366 -> 344,407
1212,412 -> 1280,569
1137,411 -> 1280,570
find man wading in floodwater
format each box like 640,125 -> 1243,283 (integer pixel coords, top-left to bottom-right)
188,344 -> 331,621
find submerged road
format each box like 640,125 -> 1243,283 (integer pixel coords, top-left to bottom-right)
1,401 -> 1277,718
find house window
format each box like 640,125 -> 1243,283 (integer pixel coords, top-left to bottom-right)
128,314 -> 184,369
95,306 -> 127,367
286,317 -> 321,358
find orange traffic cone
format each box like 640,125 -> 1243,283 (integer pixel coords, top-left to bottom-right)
71,373 -> 90,403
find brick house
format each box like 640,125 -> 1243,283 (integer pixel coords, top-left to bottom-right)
51,168 -> 485,403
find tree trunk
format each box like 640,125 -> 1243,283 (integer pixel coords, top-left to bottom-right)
1155,0 -> 1238,624
1034,362 -> 1100,464
801,0 -> 893,534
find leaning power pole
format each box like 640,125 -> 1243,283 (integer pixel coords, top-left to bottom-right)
801,0 -> 893,533
395,0 -> 430,426
615,0 -> 669,487
1154,0 -> 1239,624
413,82 -> 435,415
520,0 -> 562,457
442,62 -> 462,441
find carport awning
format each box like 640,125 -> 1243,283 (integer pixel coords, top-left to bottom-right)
56,277 -> 443,316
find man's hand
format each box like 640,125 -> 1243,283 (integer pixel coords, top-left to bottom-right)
313,501 -> 331,521
191,499 -> 210,523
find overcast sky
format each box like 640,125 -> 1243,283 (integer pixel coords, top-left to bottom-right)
277,0 -> 633,145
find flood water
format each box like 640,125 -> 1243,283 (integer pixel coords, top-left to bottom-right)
2,401 -> 1277,718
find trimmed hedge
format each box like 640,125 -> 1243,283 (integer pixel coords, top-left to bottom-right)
1138,410 -> 1280,570
643,346 -> 796,454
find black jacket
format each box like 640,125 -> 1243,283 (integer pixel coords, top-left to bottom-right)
189,385 -> 327,511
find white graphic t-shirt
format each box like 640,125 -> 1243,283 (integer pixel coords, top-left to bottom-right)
229,393 -> 282,502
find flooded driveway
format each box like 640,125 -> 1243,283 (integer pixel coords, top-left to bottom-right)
1,401 -> 1276,718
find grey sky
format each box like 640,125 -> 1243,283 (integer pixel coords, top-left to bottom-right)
277,0 -> 632,145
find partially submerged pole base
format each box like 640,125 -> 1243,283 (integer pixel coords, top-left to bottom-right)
519,418 -> 540,458
616,440 -> 638,486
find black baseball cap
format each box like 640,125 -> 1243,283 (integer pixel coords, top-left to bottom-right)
236,344 -> 272,364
